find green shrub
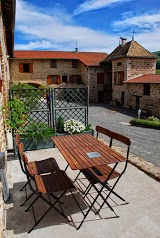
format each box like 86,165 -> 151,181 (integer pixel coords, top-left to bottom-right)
22,122 -> 55,144
130,118 -> 160,129
56,116 -> 64,133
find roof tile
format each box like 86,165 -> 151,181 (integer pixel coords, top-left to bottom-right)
125,74 -> 160,84
13,50 -> 108,66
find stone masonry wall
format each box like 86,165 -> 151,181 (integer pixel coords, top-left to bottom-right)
0,9 -> 10,152
10,59 -> 105,102
112,58 -> 156,105
127,58 -> 156,79
126,83 -> 160,117
10,59 -> 82,85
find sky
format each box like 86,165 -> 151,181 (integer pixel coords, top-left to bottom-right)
14,0 -> 160,54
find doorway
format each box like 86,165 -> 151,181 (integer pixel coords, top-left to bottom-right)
62,76 -> 67,83
135,96 -> 140,110
121,91 -> 124,106
98,91 -> 104,103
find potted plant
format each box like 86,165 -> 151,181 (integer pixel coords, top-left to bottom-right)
56,118 -> 94,136
20,122 -> 56,151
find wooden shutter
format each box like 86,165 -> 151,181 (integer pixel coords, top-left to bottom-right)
97,73 -> 104,84
47,75 -> 52,84
29,63 -> 33,73
57,75 -> 61,84
120,71 -> 124,84
19,63 -> 23,73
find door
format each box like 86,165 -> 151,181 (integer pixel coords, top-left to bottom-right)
135,96 -> 140,110
121,91 -> 124,106
98,91 -> 104,103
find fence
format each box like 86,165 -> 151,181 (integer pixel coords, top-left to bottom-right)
9,86 -> 89,130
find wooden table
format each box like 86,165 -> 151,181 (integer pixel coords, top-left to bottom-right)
52,134 -> 126,170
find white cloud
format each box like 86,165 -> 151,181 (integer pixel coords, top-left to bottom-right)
113,12 -> 160,30
14,40 -> 57,50
15,0 -> 118,53
73,0 -> 133,15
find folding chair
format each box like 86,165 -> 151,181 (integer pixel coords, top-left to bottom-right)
76,126 -> 131,229
17,140 -> 60,205
21,152 -> 83,233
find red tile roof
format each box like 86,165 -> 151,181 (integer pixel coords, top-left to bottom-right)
125,74 -> 160,84
13,50 -> 108,66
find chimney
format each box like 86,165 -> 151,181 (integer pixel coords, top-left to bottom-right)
120,37 -> 126,46
75,47 -> 78,53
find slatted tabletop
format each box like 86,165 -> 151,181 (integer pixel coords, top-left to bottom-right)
52,134 -> 126,170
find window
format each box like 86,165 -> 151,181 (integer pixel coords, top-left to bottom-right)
72,60 -> 78,68
69,75 -> 81,84
117,62 -> 122,66
144,84 -> 150,95
97,73 -> 104,84
19,63 -> 33,73
114,71 -> 124,85
0,78 -> 2,93
47,75 -> 61,84
51,59 -> 57,68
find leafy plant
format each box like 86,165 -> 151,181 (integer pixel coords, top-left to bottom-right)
84,124 -> 93,131
147,116 -> 159,121
22,122 -> 55,144
130,118 -> 160,129
56,116 -> 64,133
4,98 -> 28,134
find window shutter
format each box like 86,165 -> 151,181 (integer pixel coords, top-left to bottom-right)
29,63 -> 33,73
57,75 -> 61,84
120,71 -> 124,84
97,73 -> 104,84
47,75 -> 52,84
69,75 -> 73,83
19,63 -> 23,73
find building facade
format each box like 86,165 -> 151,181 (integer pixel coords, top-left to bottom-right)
0,0 -> 15,151
10,50 -> 109,102
101,38 -> 159,116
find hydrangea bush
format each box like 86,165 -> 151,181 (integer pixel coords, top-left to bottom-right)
64,119 -> 85,134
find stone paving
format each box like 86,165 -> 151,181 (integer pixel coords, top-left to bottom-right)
0,147 -> 160,238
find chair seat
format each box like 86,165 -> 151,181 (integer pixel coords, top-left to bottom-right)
35,170 -> 75,194
28,157 -> 60,176
82,164 -> 120,184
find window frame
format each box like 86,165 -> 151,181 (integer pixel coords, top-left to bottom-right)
72,59 -> 78,68
51,59 -> 57,68
97,73 -> 104,85
143,83 -> 150,95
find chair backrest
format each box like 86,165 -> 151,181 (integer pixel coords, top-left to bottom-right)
96,125 -> 131,159
15,134 -> 21,147
17,142 -> 26,174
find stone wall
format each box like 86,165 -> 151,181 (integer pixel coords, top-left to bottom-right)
10,59 -> 81,85
126,83 -> 160,117
127,58 -> 156,79
10,59 -> 105,102
112,57 -> 156,105
0,9 -> 10,152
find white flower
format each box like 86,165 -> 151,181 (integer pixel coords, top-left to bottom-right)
64,119 -> 85,134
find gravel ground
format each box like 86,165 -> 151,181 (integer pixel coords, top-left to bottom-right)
88,103 -> 160,168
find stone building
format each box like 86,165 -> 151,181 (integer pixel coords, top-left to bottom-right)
126,74 -> 160,117
0,0 -> 15,151
101,38 -> 159,116
10,50 -> 108,102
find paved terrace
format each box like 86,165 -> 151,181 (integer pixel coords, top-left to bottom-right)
1,147 -> 160,238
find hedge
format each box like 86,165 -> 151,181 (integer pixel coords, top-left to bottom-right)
130,119 -> 160,129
